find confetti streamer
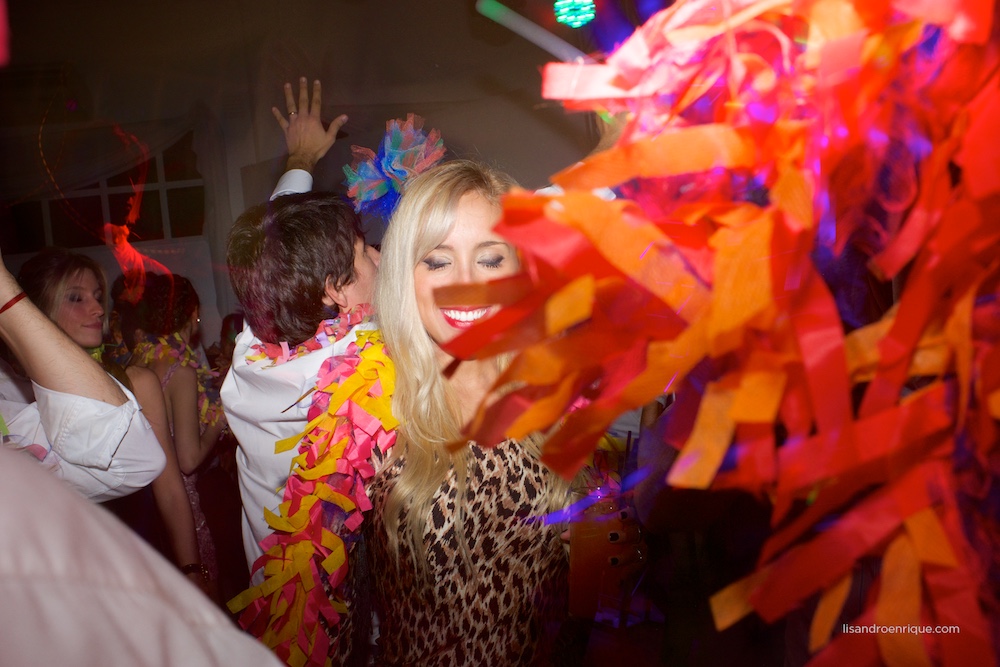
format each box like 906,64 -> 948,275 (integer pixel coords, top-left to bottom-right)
450,0 -> 1000,663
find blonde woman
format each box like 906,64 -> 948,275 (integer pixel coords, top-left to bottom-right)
370,160 -> 569,665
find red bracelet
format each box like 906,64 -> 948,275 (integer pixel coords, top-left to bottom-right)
0,292 -> 26,315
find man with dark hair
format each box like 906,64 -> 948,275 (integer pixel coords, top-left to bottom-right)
226,193 -> 375,345
221,191 -> 379,577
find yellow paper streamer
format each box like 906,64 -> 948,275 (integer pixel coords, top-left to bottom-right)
808,572 -> 853,653
875,532 -> 934,667
668,379 -> 738,488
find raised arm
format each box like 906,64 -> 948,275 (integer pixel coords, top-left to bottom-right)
271,77 -> 348,198
0,254 -> 126,406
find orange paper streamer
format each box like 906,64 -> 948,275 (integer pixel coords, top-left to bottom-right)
445,0 -> 1000,664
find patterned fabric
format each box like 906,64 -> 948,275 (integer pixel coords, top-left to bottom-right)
182,471 -> 218,578
367,440 -> 569,666
228,310 -> 567,665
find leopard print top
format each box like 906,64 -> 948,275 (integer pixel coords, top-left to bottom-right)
366,440 -> 569,666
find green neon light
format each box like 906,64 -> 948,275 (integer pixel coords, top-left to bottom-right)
554,0 -> 596,29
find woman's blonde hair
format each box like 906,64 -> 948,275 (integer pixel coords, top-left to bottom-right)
374,160 -> 532,575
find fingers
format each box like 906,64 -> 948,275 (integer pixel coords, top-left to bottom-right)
271,106 -> 289,131
608,545 -> 646,567
326,113 -> 349,139
607,523 -> 641,544
281,78 -> 337,122
310,79 -> 323,116
297,76 -> 309,115
282,81 -> 297,114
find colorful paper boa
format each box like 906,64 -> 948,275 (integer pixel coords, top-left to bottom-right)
442,1 -> 1000,664
245,305 -> 374,367
229,327 -> 397,667
131,332 -> 225,428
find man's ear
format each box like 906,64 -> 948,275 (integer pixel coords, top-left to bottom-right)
322,276 -> 349,311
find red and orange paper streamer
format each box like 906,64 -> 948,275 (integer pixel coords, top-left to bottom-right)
446,0 -> 1000,664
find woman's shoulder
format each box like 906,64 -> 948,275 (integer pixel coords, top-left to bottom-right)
125,365 -> 158,384
135,355 -> 195,392
125,366 -> 160,391
163,362 -> 197,386
124,365 -> 165,403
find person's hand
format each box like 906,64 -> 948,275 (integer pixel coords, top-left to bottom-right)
567,494 -> 647,619
588,498 -> 646,569
272,77 -> 348,173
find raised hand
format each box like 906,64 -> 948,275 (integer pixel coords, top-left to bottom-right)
272,77 -> 349,173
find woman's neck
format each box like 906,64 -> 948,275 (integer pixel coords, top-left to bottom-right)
439,353 -> 498,425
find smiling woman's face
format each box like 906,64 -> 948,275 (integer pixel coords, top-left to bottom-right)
55,268 -> 105,349
413,191 -> 518,349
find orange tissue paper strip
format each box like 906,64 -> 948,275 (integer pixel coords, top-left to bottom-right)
444,0 -> 1000,664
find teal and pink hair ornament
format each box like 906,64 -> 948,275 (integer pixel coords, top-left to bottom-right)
342,114 -> 446,224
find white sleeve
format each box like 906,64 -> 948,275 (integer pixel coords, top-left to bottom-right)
27,381 -> 165,501
271,169 -> 314,199
0,446 -> 284,667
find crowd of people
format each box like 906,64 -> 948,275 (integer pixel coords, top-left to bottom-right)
4,0 -> 999,661
0,77 -> 653,666
0,244 -> 278,665
6,247 -> 250,601
11,62 -> 985,667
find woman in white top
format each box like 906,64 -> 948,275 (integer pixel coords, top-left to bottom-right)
18,248 -> 206,592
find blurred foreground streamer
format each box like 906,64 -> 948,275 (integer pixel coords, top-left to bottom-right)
445,1 -> 1000,664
